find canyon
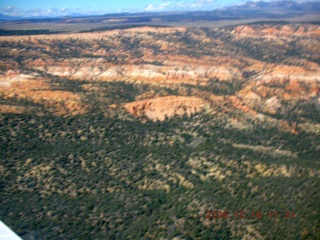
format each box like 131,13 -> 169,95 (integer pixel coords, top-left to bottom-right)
1,19 -> 319,240
0,24 -> 319,122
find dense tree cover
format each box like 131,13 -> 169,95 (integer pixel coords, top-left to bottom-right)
0,79 -> 319,239
0,29 -> 65,36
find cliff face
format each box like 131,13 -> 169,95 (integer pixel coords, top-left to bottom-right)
124,96 -> 208,121
0,24 -> 319,123
29,62 -> 243,85
0,70 -> 86,115
234,24 -> 320,38
1,24 -> 318,87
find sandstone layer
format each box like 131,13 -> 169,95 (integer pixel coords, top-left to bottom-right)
124,96 -> 208,121
0,24 -> 319,122
0,71 -> 86,115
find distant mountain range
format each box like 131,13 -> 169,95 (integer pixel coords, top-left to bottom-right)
234,1 -> 320,11
0,13 -> 22,21
0,1 -> 319,22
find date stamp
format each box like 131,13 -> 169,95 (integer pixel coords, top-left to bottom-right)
205,210 -> 295,220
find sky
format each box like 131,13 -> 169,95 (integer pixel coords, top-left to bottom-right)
0,0 -> 247,17
0,0 -> 316,17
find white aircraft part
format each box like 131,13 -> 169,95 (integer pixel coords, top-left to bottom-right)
0,221 -> 22,240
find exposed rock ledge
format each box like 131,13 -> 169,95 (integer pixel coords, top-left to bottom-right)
124,96 -> 208,121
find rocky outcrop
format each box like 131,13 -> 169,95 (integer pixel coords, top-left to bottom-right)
256,65 -> 320,83
237,87 -> 262,108
35,63 -> 243,84
262,96 -> 283,115
124,96 -> 208,121
0,70 -> 86,115
1,24 -> 317,87
0,24 -> 319,122
234,24 -> 320,38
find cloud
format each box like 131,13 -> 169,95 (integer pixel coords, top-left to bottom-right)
1,6 -> 105,17
195,0 -> 215,4
144,0 -> 218,12
190,0 -> 216,9
145,2 -> 172,11
1,0 -> 222,17
2,6 -> 20,15
3,6 -> 16,12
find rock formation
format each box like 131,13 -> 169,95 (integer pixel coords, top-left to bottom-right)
0,24 -> 319,121
124,96 -> 208,121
